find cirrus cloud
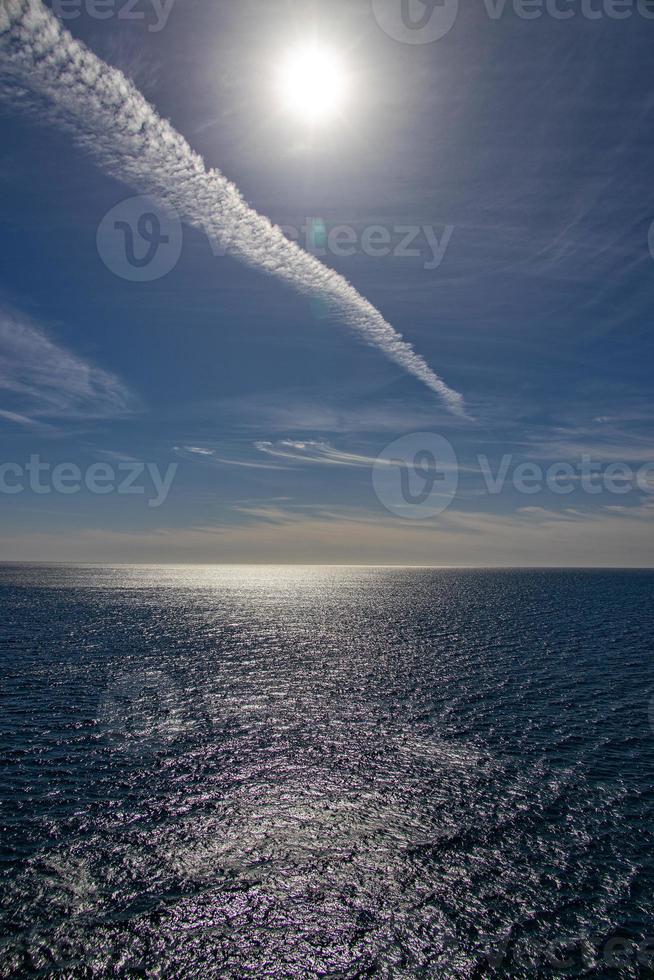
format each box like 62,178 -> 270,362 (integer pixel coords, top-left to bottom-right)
0,0 -> 466,415
0,307 -> 136,423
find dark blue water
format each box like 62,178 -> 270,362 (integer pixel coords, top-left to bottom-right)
0,565 -> 653,977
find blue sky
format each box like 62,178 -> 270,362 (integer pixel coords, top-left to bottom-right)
0,0 -> 653,564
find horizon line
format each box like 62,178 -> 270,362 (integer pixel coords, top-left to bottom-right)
0,561 -> 652,570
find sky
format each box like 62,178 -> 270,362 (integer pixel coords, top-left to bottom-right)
0,0 -> 653,565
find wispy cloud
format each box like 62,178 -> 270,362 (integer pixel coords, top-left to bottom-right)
0,307 -> 135,422
254,440 -> 378,468
0,408 -> 56,433
174,445 -> 286,471
177,446 -> 216,458
190,389 -> 463,437
3,502 -> 654,565
0,0 -> 465,416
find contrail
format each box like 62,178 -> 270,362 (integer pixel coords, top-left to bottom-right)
0,0 -> 466,415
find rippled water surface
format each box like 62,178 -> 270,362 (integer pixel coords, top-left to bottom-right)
1,565 -> 653,977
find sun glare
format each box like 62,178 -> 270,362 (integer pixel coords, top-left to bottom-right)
277,43 -> 348,124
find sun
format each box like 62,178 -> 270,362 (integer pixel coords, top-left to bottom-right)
276,43 -> 348,124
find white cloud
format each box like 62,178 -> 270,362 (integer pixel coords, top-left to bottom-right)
254,440 -> 378,468
173,445 -> 286,470
176,446 -> 215,458
0,408 -> 56,432
0,307 -> 135,422
0,0 -> 465,415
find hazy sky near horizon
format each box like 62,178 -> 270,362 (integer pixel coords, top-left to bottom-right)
0,0 -> 653,564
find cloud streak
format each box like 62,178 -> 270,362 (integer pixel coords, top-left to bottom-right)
0,307 -> 135,421
174,445 -> 286,471
255,440 -> 378,468
0,0 -> 465,415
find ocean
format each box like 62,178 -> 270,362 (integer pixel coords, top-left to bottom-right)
0,565 -> 653,977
